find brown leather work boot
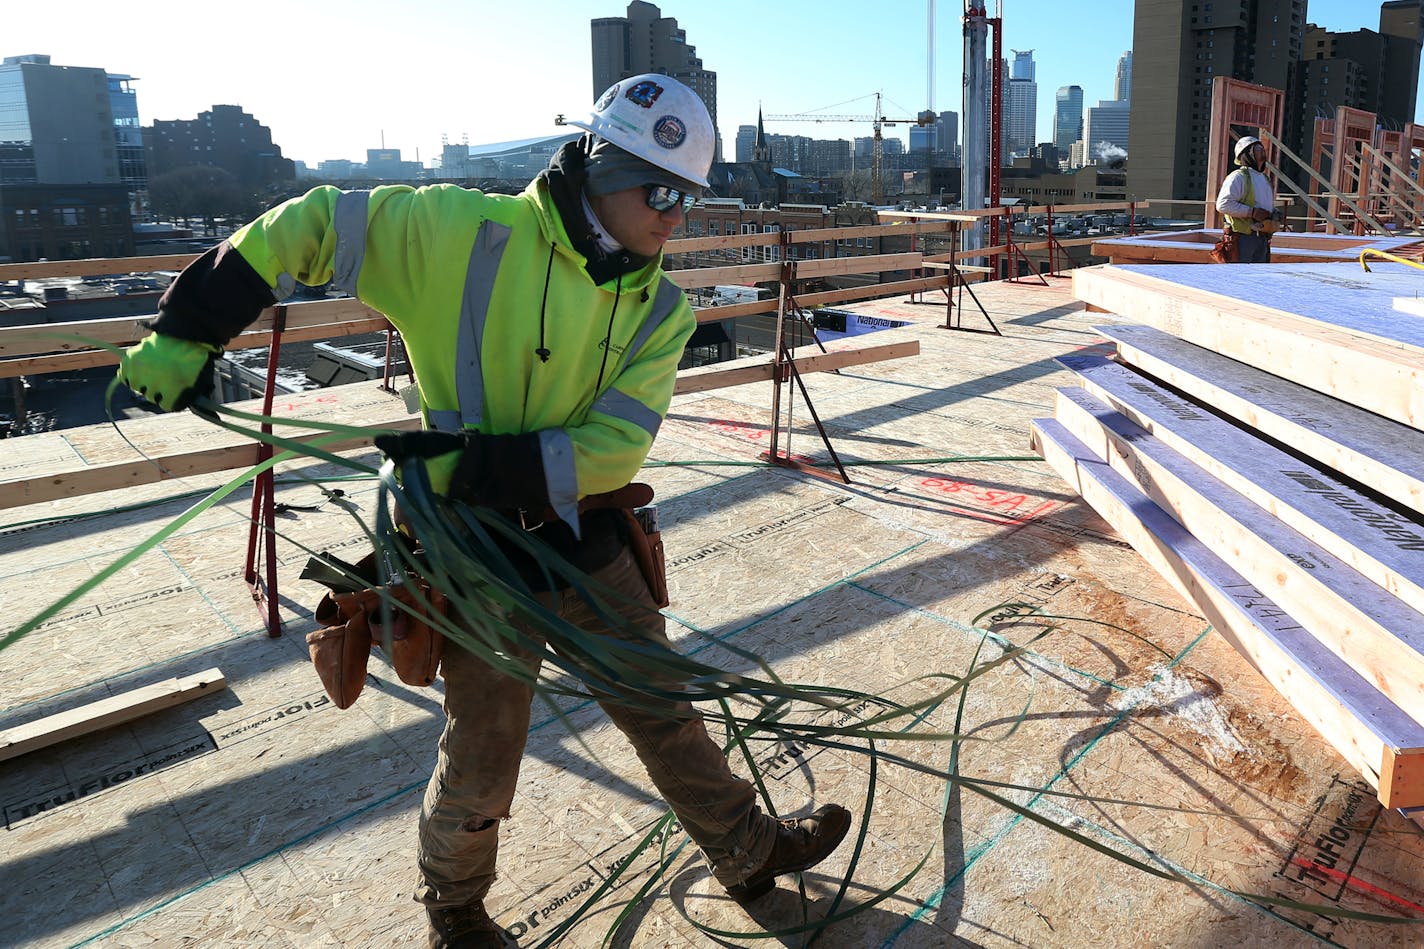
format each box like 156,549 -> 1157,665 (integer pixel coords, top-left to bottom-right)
426,901 -> 512,949
725,803 -> 853,903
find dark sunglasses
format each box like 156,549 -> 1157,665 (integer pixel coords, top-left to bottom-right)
644,184 -> 696,213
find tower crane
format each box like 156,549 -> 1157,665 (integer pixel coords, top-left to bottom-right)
766,93 -> 933,205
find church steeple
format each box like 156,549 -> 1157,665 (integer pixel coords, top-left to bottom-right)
753,105 -> 770,164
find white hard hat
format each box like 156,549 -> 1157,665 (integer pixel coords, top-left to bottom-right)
1235,136 -> 1262,160
568,74 -> 714,188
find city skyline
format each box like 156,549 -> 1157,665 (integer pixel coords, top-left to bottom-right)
9,0 -> 1413,169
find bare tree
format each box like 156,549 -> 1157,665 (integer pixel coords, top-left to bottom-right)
148,166 -> 252,234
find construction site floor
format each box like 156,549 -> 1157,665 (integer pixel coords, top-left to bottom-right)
2,276 -> 1420,948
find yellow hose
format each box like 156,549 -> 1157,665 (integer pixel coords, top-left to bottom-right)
1359,248 -> 1424,272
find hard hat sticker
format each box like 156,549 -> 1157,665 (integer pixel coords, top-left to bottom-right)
625,81 -> 665,109
595,84 -> 620,111
652,115 -> 686,149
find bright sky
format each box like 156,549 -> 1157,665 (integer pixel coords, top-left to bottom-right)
8,1 -> 1417,168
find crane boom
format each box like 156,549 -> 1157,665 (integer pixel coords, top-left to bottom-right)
766,93 -> 931,204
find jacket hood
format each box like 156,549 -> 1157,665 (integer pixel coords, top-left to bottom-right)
528,141 -> 662,290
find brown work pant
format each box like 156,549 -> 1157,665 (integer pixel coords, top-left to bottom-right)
414,546 -> 776,909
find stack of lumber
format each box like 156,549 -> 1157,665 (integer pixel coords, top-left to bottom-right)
1033,262 -> 1424,811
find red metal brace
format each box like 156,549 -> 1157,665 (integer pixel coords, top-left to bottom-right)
244,303 -> 286,637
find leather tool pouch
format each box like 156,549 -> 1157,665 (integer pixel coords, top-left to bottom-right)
301,550 -> 448,709
567,482 -> 666,607
1210,227 -> 1239,264
622,506 -> 669,609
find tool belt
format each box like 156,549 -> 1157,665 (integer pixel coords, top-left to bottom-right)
622,505 -> 669,608
299,483 -> 668,708
505,483 -> 666,606
300,549 -> 448,709
1210,227 -> 1239,264
555,482 -> 667,609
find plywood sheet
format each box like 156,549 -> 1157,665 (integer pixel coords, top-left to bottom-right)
5,278 -> 1423,948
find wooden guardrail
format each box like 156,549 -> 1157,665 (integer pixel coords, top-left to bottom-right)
0,217 -> 957,372
0,198 -> 1157,376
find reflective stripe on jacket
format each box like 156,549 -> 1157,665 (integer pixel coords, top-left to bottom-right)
226,180 -> 694,526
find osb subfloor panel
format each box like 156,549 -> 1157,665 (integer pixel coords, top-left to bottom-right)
2,277 -> 1421,948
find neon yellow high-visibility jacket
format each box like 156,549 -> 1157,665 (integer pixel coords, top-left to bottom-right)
223,178 -> 695,530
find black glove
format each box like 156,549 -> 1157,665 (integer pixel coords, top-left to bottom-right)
374,429 -> 468,462
374,430 -> 546,509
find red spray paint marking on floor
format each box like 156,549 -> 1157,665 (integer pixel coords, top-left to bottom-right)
1289,856 -> 1424,915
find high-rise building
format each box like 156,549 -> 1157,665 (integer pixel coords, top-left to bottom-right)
590,1 -> 721,160
146,105 -> 294,189
1085,99 -> 1131,162
736,125 -> 757,163
909,123 -> 938,163
1006,78 -> 1038,157
983,59 -> 1012,163
0,54 -> 129,185
0,54 -> 139,261
1129,0 -> 1305,212
1054,85 -> 1084,151
1003,49 -> 1037,158
1380,1 -> 1424,123
938,110 -> 959,163
1010,49 -> 1036,81
109,73 -> 145,189
1115,51 -> 1133,101
1296,2 -> 1423,154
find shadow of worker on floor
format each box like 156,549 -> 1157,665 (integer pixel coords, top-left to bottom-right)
647,861 -> 947,947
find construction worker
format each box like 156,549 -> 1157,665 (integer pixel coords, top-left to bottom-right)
115,73 -> 851,949
1215,135 -> 1280,263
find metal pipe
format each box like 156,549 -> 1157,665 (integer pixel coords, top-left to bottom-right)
962,1 -> 987,256
928,1 -> 935,114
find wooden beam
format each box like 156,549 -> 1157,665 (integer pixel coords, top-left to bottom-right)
879,200 -> 1151,220
668,253 -> 923,290
0,381 -> 419,511
1090,324 -> 1424,519
1059,351 -> 1424,614
0,297 -> 388,360
794,274 -> 951,307
874,210 -> 981,222
667,261 -> 781,288
922,262 -> 995,273
0,668 -> 227,763
1260,129 -> 1391,235
673,338 -> 919,395
688,274 -> 956,324
665,219 -> 959,255
0,254 -> 200,281
1032,419 -> 1424,809
0,329 -> 916,508
1072,265 -> 1424,429
0,317 -> 391,379
0,424 -> 416,511
1051,386 -> 1424,725
692,299 -> 777,322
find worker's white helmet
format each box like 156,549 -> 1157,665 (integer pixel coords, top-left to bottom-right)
1235,135 -> 1263,160
568,74 -> 714,188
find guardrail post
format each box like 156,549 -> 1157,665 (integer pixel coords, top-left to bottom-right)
244,303 -> 285,637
